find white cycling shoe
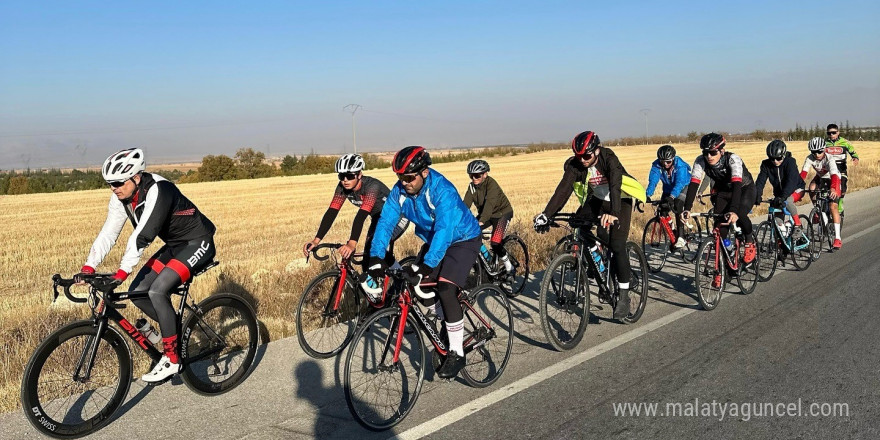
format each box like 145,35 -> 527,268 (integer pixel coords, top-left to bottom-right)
142,355 -> 181,383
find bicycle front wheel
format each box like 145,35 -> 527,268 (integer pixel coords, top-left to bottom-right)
623,242 -> 649,324
500,235 -> 529,297
344,307 -> 426,431
755,221 -> 777,282
694,239 -> 724,310
642,217 -> 670,273
791,215 -> 813,271
736,235 -> 759,295
21,321 -> 132,439
680,217 -> 704,263
461,284 -> 513,387
296,270 -> 362,359
181,293 -> 259,395
808,208 -> 825,261
539,254 -> 589,351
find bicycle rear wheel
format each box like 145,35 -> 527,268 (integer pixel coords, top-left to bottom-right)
791,215 -> 813,271
500,235 -> 530,297
296,270 -> 362,359
181,293 -> 259,395
736,236 -> 759,295
680,217 -> 704,263
21,321 -> 131,439
344,308 -> 426,431
694,239 -> 724,310
755,221 -> 777,282
623,242 -> 649,324
539,254 -> 589,351
642,217 -> 669,273
461,284 -> 513,387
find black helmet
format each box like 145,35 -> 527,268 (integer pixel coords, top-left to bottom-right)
657,145 -> 676,161
392,146 -> 432,174
766,140 -> 787,159
467,159 -> 489,174
700,133 -> 726,152
571,130 -> 601,156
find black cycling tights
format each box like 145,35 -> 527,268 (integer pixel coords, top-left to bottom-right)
129,237 -> 216,338
423,281 -> 464,324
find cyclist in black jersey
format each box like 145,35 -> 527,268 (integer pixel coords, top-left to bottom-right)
303,154 -> 408,269
78,148 -> 217,383
682,134 -> 758,282
462,159 -> 515,273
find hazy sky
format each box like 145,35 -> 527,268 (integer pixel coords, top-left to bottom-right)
1,0 -> 878,169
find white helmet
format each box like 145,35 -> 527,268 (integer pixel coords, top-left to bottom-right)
335,154 -> 365,173
102,148 -> 146,182
807,137 -> 826,153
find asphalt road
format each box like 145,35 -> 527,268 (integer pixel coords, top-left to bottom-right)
3,186 -> 879,440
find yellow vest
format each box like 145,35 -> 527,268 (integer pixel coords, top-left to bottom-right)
573,172 -> 647,206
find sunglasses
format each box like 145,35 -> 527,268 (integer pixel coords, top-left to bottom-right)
577,152 -> 595,160
397,173 -> 419,183
338,172 -> 358,181
703,149 -> 721,157
660,160 -> 673,165
771,156 -> 785,161
469,173 -> 484,180
827,131 -> 839,135
107,180 -> 127,188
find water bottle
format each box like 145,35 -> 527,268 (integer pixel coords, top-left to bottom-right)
479,243 -> 492,262
722,238 -> 735,258
363,274 -> 382,303
783,219 -> 792,238
590,245 -> 605,273
774,217 -> 789,237
135,318 -> 161,345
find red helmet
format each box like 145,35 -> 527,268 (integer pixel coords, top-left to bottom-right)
392,146 -> 432,174
572,131 -> 601,156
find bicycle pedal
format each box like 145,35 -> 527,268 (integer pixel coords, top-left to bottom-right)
144,376 -> 174,387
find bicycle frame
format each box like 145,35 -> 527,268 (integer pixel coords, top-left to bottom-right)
698,213 -> 742,273
646,202 -> 678,245
764,205 -> 810,252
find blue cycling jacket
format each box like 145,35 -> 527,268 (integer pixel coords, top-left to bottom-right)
646,156 -> 691,198
370,168 -> 480,268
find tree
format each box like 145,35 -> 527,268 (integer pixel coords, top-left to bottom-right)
198,155 -> 238,181
235,148 -> 275,179
280,155 -> 299,175
7,176 -> 29,195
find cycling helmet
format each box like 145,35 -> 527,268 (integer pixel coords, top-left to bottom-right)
657,145 -> 676,161
335,154 -> 365,173
467,159 -> 490,174
807,137 -> 826,153
700,133 -> 726,152
572,131 -> 601,156
766,140 -> 787,158
392,146 -> 431,174
102,148 -> 145,182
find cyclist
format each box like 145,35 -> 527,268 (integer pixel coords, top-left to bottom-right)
645,144 -> 691,250
462,159 -> 515,273
302,154 -> 408,270
800,137 -> 843,249
824,123 -> 859,231
533,130 -> 646,321
79,148 -> 217,383
754,140 -> 807,245
363,146 -> 481,379
681,133 -> 758,286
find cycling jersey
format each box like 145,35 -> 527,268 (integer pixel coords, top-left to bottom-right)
755,152 -> 805,199
462,175 -> 513,223
824,137 -> 858,177
370,168 -> 480,268
542,150 -> 644,218
316,175 -> 391,242
685,152 -> 753,214
85,173 -> 216,274
800,153 -> 841,180
646,156 -> 691,198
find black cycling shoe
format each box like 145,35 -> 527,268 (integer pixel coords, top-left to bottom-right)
436,352 -> 466,379
613,289 -> 630,321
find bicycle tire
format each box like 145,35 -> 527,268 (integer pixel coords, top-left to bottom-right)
641,217 -> 669,273
623,242 -> 649,324
21,321 -> 132,439
694,238 -> 724,310
181,293 -> 259,395
680,217 -> 704,263
736,234 -> 759,295
500,235 -> 529,297
295,270 -> 362,359
344,307 -> 426,431
755,221 -> 777,282
550,233 -> 578,263
791,215 -> 813,271
809,208 -> 825,261
461,284 -> 513,387
539,254 -> 589,351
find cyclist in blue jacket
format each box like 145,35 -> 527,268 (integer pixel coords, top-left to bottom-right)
364,146 -> 481,379
645,145 -> 691,250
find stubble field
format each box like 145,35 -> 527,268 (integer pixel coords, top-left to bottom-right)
2,140 -> 879,413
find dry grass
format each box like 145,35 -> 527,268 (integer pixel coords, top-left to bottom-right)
2,140 -> 879,413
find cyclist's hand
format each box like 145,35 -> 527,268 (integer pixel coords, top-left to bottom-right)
75,265 -> 95,285
853,158 -> 859,166
754,195 -> 762,207
724,212 -> 739,225
112,269 -> 128,284
366,257 -> 387,280
662,195 -> 675,206
600,213 -> 618,229
339,240 -> 357,259
831,188 -> 841,200
533,213 -> 550,234
646,195 -> 652,203
303,238 -> 321,258
403,263 -> 433,285
680,210 -> 691,222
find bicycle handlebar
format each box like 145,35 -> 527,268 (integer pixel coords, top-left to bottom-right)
52,273 -> 116,303
309,243 -> 364,264
384,267 -> 435,300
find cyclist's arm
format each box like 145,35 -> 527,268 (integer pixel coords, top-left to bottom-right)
368,185 -> 403,260
645,163 -> 661,198
754,162 -> 769,200
799,156 -> 811,181
603,151 -> 625,217
828,157 -> 842,193
842,139 -> 858,160
462,183 -> 474,210
683,156 -> 705,211
84,194 -> 128,270
541,159 -> 578,216
315,188 -> 346,240
727,154 -> 746,213
781,157 -> 802,199
670,158 -> 691,198
423,184 -> 464,268
478,179 -> 503,224
347,186 -> 384,243
119,182 -> 172,276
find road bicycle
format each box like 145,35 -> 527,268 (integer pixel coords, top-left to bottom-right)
539,213 -> 649,351
470,230 -> 530,297
343,268 -> 513,431
692,213 -> 760,310
642,198 -> 704,272
21,263 -> 258,439
755,199 -> 813,281
806,188 -> 838,260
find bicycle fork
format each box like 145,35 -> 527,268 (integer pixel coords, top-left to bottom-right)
73,318 -> 109,383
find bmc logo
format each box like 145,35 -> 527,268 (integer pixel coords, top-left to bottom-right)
187,241 -> 211,266
119,319 -> 152,350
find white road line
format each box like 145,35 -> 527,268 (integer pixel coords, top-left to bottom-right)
393,220 -> 880,440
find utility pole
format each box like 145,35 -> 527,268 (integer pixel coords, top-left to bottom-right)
640,108 -> 651,145
343,104 -> 362,153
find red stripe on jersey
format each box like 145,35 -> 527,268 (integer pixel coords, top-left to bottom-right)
690,177 -> 702,184
173,208 -> 195,216
166,259 -> 191,282
329,192 -> 346,210
800,171 -> 807,180
147,257 -> 165,273
360,193 -> 377,212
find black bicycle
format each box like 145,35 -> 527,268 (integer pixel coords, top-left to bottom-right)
470,230 -> 530,297
539,213 -> 649,351
21,262 -> 259,439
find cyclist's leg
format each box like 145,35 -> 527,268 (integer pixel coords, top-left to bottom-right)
490,211 -> 513,258
737,185 -> 756,242
433,237 -> 480,377
673,194 -> 686,237
130,245 -> 172,322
